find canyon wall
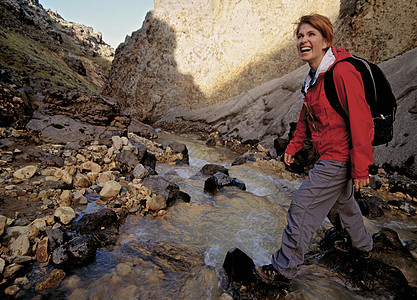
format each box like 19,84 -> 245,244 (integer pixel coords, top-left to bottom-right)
103,0 -> 416,123
103,0 -> 340,122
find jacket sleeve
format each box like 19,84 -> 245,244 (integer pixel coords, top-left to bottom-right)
285,102 -> 309,156
333,62 -> 374,179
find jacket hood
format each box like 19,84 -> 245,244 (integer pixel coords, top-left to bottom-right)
302,46 -> 351,94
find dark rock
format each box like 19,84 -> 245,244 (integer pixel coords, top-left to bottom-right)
356,195 -> 388,218
67,235 -> 101,266
71,208 -> 119,235
387,199 -> 416,215
142,175 -> 191,207
373,227 -> 414,257
305,227 -> 417,299
389,174 -> 417,198
221,248 -> 285,299
128,118 -> 158,139
46,227 -> 66,251
116,144 -> 156,171
161,141 -> 189,165
223,248 -> 255,285
51,245 -> 69,266
199,164 -> 229,176
267,147 -> 278,159
203,172 -> 246,195
231,156 -> 247,166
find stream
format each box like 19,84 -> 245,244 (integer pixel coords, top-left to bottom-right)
53,132 -> 417,299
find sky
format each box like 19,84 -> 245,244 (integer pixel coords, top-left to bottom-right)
39,0 -> 154,48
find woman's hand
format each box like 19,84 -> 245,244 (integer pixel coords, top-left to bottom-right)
284,153 -> 294,166
354,178 -> 369,192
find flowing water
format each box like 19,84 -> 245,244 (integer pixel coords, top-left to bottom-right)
56,132 -> 416,300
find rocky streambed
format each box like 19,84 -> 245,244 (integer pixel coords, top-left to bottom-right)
0,125 -> 416,299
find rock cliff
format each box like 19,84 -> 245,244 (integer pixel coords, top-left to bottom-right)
0,0 -> 114,93
104,0 -> 416,123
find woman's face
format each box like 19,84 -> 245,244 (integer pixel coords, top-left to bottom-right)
296,23 -> 329,71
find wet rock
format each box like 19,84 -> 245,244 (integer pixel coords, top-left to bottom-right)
71,208 -> 119,235
13,165 -> 38,181
306,227 -> 417,299
267,147 -> 278,159
142,175 -> 191,207
10,234 -> 31,256
52,245 -> 69,265
59,190 -> 72,206
162,142 -> 189,165
373,227 -> 414,257
222,248 -> 284,299
35,268 -> 66,292
36,237 -> 49,263
115,263 -> 132,276
223,248 -> 255,285
68,234 -> 101,266
356,195 -> 389,218
4,285 -> 20,296
203,172 -> 246,196
388,174 -> 417,198
387,199 -> 416,215
54,206 -> 76,225
199,164 -> 229,176
128,118 -> 158,140
99,180 -> 121,200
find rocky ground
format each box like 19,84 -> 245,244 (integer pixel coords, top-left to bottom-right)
1,120 -> 417,298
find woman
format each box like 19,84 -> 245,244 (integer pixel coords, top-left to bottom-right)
254,14 -> 374,287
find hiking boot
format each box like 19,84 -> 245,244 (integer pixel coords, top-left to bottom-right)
352,247 -> 372,259
334,239 -> 351,253
253,264 -> 292,287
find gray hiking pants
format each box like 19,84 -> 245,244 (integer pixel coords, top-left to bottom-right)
272,159 -> 373,279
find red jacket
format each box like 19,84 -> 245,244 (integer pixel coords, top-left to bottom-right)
286,47 -> 373,179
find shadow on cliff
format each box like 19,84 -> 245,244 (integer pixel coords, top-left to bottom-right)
102,12 -> 206,124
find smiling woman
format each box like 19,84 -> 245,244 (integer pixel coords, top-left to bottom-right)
38,0 -> 154,48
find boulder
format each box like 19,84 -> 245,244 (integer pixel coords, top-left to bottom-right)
128,118 -> 158,140
199,164 -> 229,176
142,176 -> 191,207
203,172 -> 246,195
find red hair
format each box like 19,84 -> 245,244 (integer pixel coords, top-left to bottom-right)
294,14 -> 334,47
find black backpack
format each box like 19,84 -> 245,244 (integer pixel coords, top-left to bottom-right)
323,56 -> 397,146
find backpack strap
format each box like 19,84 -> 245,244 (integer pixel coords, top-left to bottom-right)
323,59 -> 350,128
